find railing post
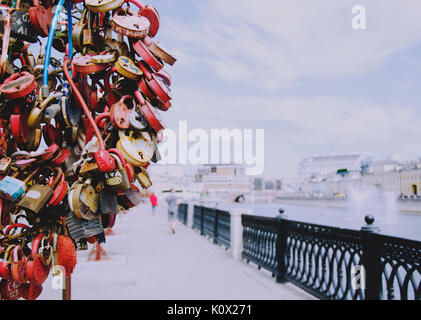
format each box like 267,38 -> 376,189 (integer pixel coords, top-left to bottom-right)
275,209 -> 288,283
187,202 -> 194,229
230,208 -> 252,261
360,215 -> 382,300
213,209 -> 218,244
200,206 -> 204,236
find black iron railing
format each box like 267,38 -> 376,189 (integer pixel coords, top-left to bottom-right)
192,205 -> 231,249
177,203 -> 188,225
242,214 -> 421,300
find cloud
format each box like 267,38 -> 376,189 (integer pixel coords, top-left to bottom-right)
165,85 -> 421,173
161,0 -> 421,89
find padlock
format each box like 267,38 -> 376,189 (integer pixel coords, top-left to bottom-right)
85,0 -> 124,13
144,37 -> 177,66
0,167 -> 40,202
0,278 -> 20,300
124,0 -> 160,37
115,56 -> 143,80
25,234 -> 51,285
111,8 -> 150,39
135,91 -> 165,132
0,245 -> 16,280
116,130 -> 154,166
118,183 -> 141,208
95,149 -> 116,173
133,40 -> 164,72
73,54 -> 109,75
18,283 -> 43,300
71,9 -> 88,52
136,167 -> 152,189
27,94 -> 55,128
105,154 -> 131,191
109,148 -> 135,182
101,213 -> 117,229
99,187 -> 118,214
18,167 -> 63,213
0,72 -> 37,99
10,8 -> 38,43
110,95 -> 135,129
11,245 -> 27,284
0,157 -> 12,175
65,211 -> 104,240
71,179 -> 99,220
28,2 -> 53,37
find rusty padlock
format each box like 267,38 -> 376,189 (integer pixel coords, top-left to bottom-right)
110,95 -> 135,130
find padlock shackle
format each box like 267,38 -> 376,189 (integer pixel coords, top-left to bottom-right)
30,233 -> 45,259
108,148 -> 126,165
104,66 -> 118,106
3,244 -> 16,263
12,245 -> 25,263
109,153 -> 123,169
5,223 -> 30,236
63,59 -> 105,150
95,112 -> 111,126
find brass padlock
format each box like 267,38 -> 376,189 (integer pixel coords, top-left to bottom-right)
79,159 -> 100,178
0,157 -> 12,175
136,167 -> 152,190
18,167 -> 63,214
105,154 -> 130,191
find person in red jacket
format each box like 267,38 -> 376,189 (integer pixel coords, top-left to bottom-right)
149,193 -> 158,215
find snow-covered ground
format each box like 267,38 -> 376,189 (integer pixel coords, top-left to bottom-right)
40,203 -> 314,300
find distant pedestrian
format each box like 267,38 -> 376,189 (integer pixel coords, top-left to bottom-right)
166,188 -> 177,234
149,193 -> 158,215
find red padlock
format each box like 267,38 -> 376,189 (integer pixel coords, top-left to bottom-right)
25,234 -> 51,285
133,40 -> 163,72
0,245 -> 16,280
95,149 -> 116,173
0,72 -> 37,99
73,54 -> 110,75
48,167 -> 68,206
11,246 -> 28,284
0,279 -> 20,300
125,0 -> 160,37
135,90 -> 165,133
110,95 -> 135,130
18,283 -> 43,300
29,0 -> 53,37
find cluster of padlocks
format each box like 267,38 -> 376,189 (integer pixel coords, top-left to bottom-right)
0,0 -> 175,299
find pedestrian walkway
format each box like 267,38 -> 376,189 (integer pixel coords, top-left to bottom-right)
40,204 -> 315,300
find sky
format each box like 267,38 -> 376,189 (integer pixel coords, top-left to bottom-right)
146,0 -> 421,178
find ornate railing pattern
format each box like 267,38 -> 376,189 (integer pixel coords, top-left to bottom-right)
177,203 -> 188,225
192,205 -> 231,248
242,215 -> 278,275
377,234 -> 421,300
283,220 -> 364,300
241,214 -> 421,300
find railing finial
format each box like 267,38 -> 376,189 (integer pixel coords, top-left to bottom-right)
361,214 -> 380,233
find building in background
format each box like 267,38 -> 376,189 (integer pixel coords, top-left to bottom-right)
297,154 -> 421,198
298,154 -> 371,183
